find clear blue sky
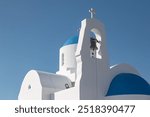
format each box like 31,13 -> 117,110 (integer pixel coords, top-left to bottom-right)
0,0 -> 150,99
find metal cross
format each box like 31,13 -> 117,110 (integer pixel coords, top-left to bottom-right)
89,8 -> 96,18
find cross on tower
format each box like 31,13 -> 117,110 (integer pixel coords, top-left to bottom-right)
89,8 -> 96,19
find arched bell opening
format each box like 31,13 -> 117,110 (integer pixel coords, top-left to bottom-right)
90,28 -> 102,59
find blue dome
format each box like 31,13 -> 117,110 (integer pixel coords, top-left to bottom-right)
106,73 -> 150,96
63,36 -> 78,46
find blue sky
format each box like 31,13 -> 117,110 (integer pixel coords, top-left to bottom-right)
0,0 -> 150,99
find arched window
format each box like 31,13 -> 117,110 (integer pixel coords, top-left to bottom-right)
90,29 -> 102,59
61,53 -> 64,66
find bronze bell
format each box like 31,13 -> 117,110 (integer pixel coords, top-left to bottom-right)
90,37 -> 98,50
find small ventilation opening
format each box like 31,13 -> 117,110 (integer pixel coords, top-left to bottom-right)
28,85 -> 31,90
65,84 -> 70,89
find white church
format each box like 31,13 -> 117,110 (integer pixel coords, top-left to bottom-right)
18,8 -> 150,100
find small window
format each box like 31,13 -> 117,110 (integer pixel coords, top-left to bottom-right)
28,85 -> 31,90
62,53 -> 64,66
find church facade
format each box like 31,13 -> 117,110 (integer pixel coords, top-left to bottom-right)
18,9 -> 150,100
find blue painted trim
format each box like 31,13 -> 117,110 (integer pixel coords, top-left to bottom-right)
106,73 -> 150,96
63,36 -> 78,46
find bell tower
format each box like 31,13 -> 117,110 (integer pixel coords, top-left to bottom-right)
75,8 -> 110,99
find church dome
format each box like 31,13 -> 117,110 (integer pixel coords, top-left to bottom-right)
63,36 -> 78,46
106,73 -> 150,96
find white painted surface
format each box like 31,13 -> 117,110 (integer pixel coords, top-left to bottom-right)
18,70 -> 42,100
54,87 -> 79,100
18,16 -> 150,100
59,44 -> 77,71
18,70 -> 72,100
75,18 -> 110,99
57,44 -> 77,82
